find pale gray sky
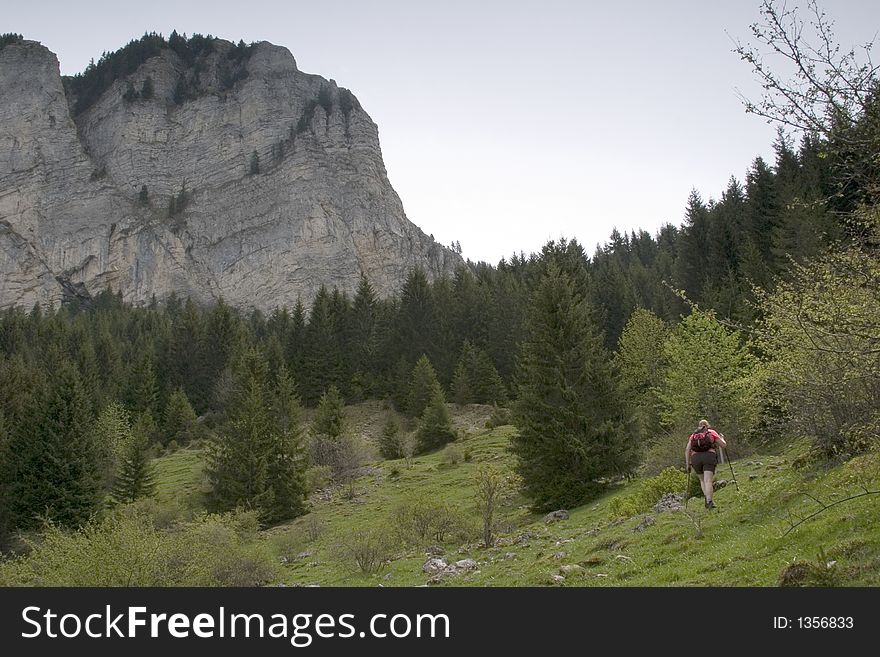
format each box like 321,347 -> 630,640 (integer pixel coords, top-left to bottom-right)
7,1 -> 880,263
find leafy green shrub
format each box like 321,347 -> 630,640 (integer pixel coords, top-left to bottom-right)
609,467 -> 698,518
0,508 -> 277,586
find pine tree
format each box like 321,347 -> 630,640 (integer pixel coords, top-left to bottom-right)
452,341 -> 507,405
406,355 -> 441,418
472,349 -> 508,405
301,287 -> 341,404
511,264 -> 630,511
249,149 -> 260,175
9,363 -> 102,529
112,431 -> 155,503
415,387 -> 456,453
162,386 -> 198,445
378,413 -> 403,459
451,343 -> 475,405
126,349 -> 158,418
311,385 -> 346,438
397,267 -> 435,365
207,354 -> 274,516
349,274 -> 378,393
265,365 -> 307,523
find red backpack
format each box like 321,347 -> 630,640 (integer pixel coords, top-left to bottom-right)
690,427 -> 714,452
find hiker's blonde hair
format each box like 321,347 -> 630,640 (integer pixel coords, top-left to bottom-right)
697,419 -> 710,430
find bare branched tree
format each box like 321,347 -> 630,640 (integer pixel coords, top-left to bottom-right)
733,0 -> 879,133
732,0 -> 880,204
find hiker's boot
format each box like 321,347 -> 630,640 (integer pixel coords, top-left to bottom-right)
706,500 -> 716,509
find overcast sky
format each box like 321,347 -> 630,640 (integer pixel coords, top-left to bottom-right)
7,0 -> 880,264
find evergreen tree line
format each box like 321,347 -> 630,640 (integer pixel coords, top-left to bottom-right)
63,31 -> 253,116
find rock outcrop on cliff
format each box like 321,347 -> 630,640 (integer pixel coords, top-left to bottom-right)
0,35 -> 462,310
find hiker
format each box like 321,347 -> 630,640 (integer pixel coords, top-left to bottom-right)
685,419 -> 727,509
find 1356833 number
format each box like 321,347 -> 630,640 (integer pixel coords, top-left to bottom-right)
797,617 -> 854,629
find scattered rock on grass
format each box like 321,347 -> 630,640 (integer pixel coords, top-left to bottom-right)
653,493 -> 683,513
544,510 -> 570,524
423,558 -> 448,574
633,515 -> 655,532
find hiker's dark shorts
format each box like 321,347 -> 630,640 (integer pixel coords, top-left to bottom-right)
690,451 -> 717,474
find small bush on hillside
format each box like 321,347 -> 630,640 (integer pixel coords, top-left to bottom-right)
332,528 -> 393,575
304,465 -> 332,493
485,405 -> 512,429
777,548 -> 844,587
304,515 -> 324,543
391,497 -> 464,546
442,444 -> 463,465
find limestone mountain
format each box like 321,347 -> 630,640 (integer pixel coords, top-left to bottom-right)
0,34 -> 462,310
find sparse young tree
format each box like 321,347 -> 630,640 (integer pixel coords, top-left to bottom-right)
475,464 -> 517,547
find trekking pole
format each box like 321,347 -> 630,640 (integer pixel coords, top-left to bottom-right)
723,447 -> 740,492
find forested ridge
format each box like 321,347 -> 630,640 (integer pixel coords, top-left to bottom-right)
0,1 -> 878,585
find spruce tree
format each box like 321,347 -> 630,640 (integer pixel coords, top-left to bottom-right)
415,387 -> 456,453
378,413 -> 404,459
9,363 -> 102,529
207,355 -> 274,516
511,264 -> 630,511
406,355 -> 441,419
451,341 -> 477,405
112,432 -> 156,503
311,385 -> 346,439
265,365 -> 307,523
162,386 -> 198,445
473,349 -> 508,405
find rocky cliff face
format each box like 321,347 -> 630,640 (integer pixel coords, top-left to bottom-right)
0,38 -> 462,310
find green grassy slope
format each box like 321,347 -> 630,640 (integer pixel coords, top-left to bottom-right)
152,405 -> 880,587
